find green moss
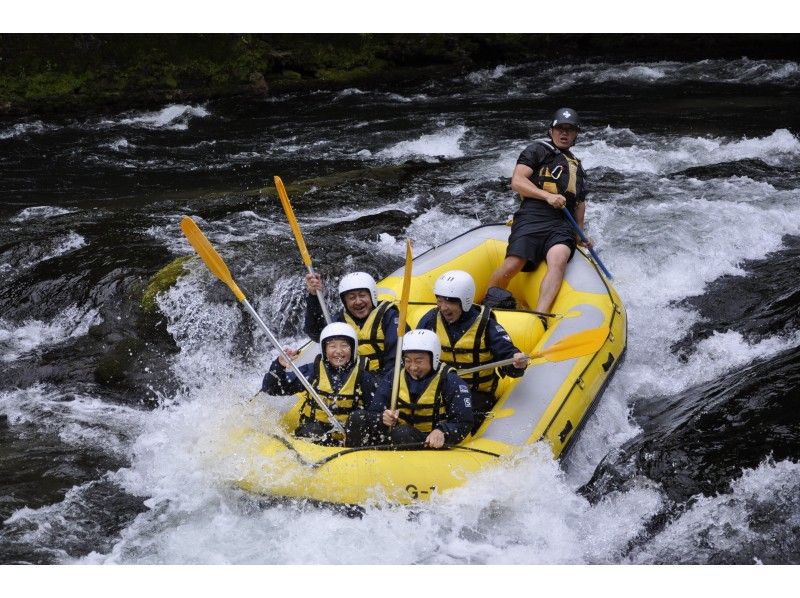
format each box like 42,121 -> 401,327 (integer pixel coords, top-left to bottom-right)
281,70 -> 303,80
140,255 -> 191,314
23,71 -> 89,100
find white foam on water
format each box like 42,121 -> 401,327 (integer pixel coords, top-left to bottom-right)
0,383 -> 143,456
466,65 -> 512,84
627,459 -> 800,564
9,206 -> 76,223
372,206 -> 481,257
581,128 -> 800,174
102,104 -> 210,131
582,172 -> 800,406
545,58 -> 800,92
383,92 -> 430,103
154,267 -> 252,394
547,62 -> 674,92
0,120 -> 54,139
2,476 -> 127,565
146,210 -> 283,255
334,87 -> 367,98
377,125 -> 469,161
302,197 -> 419,229
9,231 -> 87,271
331,88 -> 430,104
0,304 -> 101,362
79,424 -> 663,564
105,138 -> 133,151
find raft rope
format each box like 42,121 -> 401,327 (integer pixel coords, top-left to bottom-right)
311,442 -> 503,468
264,434 -> 504,468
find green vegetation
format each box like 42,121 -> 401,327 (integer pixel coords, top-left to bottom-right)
2,34 -> 798,116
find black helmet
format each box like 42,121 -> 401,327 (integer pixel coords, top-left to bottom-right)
551,107 -> 580,130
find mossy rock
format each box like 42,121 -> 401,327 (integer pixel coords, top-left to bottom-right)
140,255 -> 192,314
256,163 -> 437,199
315,62 -> 385,82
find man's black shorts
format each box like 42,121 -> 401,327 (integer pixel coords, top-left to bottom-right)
506,228 -> 576,272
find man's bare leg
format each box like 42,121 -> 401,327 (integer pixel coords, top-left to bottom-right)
535,244 -> 571,313
486,255 -> 527,292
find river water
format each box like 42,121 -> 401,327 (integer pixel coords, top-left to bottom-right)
1,57 -> 799,565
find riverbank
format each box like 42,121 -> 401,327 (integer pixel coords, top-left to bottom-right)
2,33 -> 799,117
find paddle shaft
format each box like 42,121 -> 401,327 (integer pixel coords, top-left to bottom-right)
457,355 -> 534,376
307,265 -> 333,325
389,342 -> 404,412
241,298 -> 345,435
274,176 -> 332,324
562,207 -> 613,280
389,239 -> 413,412
180,215 -> 344,435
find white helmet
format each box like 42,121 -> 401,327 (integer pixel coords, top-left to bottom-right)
320,322 -> 358,361
338,272 -> 378,308
402,329 -> 441,370
433,270 -> 476,312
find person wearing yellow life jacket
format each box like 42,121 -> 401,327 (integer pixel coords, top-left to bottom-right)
343,329 -> 473,448
417,270 -> 528,419
483,108 -> 594,322
262,322 -> 378,444
304,271 -> 406,375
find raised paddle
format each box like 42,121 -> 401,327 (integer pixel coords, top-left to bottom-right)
562,207 -> 613,280
179,215 -> 345,435
274,175 -> 333,325
456,326 -> 608,376
389,239 -> 413,412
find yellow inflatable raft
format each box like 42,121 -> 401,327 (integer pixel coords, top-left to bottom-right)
232,223 -> 627,506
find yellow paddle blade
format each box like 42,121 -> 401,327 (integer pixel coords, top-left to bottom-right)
180,216 -> 246,302
274,175 -> 312,268
397,239 -> 413,338
533,326 -> 607,362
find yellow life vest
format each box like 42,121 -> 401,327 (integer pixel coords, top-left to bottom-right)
300,355 -> 369,425
435,306 -> 497,394
343,300 -> 393,372
538,154 -> 580,197
530,140 -> 586,212
395,365 -> 452,433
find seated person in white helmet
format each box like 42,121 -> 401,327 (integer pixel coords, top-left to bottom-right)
344,329 -> 473,448
416,270 -> 529,420
262,322 -> 378,444
304,271 -> 406,375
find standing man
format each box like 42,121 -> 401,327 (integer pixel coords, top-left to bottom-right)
483,108 -> 593,320
304,271 -> 404,375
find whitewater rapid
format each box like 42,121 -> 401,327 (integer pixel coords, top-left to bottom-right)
2,57 -> 799,564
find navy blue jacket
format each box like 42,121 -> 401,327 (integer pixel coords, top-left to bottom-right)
368,367 -> 474,444
262,357 -> 378,410
304,294 -> 403,375
416,305 -> 525,381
